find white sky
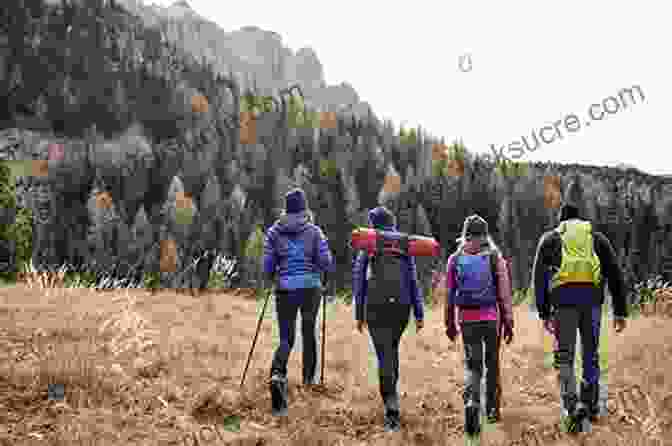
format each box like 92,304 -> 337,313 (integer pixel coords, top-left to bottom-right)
146,0 -> 671,176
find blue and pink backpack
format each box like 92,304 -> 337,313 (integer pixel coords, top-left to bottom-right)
453,252 -> 499,307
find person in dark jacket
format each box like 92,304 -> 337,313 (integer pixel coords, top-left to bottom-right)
352,206 -> 424,432
263,188 -> 334,416
531,202 -> 627,431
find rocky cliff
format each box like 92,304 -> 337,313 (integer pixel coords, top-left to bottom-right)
1,0 -> 670,295
114,0 -> 367,114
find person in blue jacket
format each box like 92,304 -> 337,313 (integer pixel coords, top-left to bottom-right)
352,206 -> 424,432
263,188 -> 335,416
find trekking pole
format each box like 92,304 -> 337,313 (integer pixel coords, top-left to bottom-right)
320,274 -> 328,386
240,286 -> 273,388
321,292 -> 327,386
495,305 -> 504,411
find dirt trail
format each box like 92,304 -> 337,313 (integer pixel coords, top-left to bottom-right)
0,285 -> 670,445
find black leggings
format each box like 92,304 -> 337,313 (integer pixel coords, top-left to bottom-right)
367,303 -> 411,410
270,288 -> 322,382
461,320 -> 499,411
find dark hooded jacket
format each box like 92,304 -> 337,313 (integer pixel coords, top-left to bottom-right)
352,207 -> 424,322
263,211 -> 334,290
531,213 -> 628,319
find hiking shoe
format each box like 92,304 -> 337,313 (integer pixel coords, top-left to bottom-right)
384,410 -> 401,432
580,382 -> 600,422
270,374 -> 288,417
465,406 -> 481,436
574,402 -> 589,427
562,404 -> 588,434
486,407 -> 500,423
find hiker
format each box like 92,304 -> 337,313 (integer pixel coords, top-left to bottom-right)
263,188 -> 334,416
352,206 -> 425,433
531,202 -> 628,431
443,214 -> 514,438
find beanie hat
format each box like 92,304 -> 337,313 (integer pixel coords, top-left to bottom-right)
285,188 -> 307,214
368,206 -> 396,230
461,214 -> 488,239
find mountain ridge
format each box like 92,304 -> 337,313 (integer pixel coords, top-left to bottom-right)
115,0 -> 372,117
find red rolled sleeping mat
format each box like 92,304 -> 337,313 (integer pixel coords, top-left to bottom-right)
351,228 -> 440,257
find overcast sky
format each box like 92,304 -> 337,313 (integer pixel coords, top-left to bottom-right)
146,0 -> 670,176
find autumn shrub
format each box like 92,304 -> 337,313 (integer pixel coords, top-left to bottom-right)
0,162 -> 33,281
629,274 -> 671,316
207,254 -> 239,289
319,158 -> 339,179
512,287 -> 532,306
244,225 -> 266,295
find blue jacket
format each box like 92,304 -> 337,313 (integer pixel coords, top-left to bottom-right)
352,224 -> 424,322
263,211 -> 334,290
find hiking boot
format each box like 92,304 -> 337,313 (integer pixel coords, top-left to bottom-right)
561,395 -> 579,433
580,382 -> 600,422
270,374 -> 288,417
562,403 -> 591,434
383,409 -> 401,432
573,402 -> 590,432
465,405 -> 481,436
486,407 -> 500,423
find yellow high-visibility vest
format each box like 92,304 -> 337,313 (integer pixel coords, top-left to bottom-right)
550,219 -> 602,290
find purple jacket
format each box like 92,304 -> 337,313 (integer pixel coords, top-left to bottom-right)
263,211 -> 334,290
352,224 -> 424,322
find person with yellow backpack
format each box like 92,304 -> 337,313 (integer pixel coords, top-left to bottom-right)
531,202 -> 628,432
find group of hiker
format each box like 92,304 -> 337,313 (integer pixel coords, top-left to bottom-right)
260,187 -> 629,437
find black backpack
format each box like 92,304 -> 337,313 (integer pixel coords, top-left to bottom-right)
364,231 -> 409,314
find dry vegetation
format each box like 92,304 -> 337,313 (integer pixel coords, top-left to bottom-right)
0,277 -> 671,445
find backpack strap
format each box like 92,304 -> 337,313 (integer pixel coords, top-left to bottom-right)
398,234 -> 409,257
375,229 -> 385,258
490,251 -> 500,300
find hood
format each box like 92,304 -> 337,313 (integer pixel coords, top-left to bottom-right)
275,210 -> 310,234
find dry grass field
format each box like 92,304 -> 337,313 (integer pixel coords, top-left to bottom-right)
0,280 -> 671,445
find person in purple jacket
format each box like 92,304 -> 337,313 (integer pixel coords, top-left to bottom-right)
263,188 -> 335,416
352,206 -> 424,432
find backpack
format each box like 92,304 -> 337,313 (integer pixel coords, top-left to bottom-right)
364,230 -> 408,309
551,219 -> 601,290
453,251 -> 498,307
282,224 -> 322,286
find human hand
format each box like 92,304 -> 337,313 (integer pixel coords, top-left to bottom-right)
356,320 -> 367,333
543,319 -> 557,336
445,324 -> 457,342
503,319 -> 514,344
416,319 -> 424,333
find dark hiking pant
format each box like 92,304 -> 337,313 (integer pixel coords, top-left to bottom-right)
367,303 -> 411,414
270,288 -> 321,383
555,304 -> 602,415
461,320 -> 499,412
